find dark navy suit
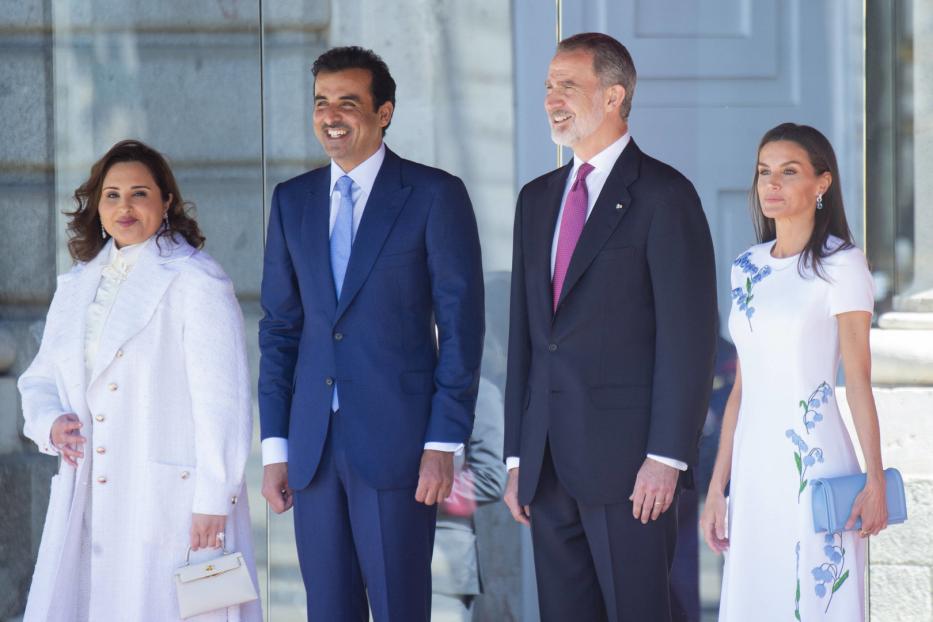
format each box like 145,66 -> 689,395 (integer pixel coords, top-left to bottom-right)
504,140 -> 717,621
259,147 -> 484,621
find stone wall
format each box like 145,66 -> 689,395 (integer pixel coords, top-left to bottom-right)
839,388 -> 933,621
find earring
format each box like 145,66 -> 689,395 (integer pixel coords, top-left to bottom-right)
816,194 -> 824,210
163,210 -> 169,228
100,221 -> 107,239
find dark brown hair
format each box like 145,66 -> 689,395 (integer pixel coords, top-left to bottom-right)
66,139 -> 204,262
750,123 -> 854,279
557,32 -> 637,120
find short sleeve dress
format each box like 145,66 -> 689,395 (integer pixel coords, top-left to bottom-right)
718,236 -> 874,621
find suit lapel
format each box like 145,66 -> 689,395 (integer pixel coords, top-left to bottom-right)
334,149 -> 411,321
534,163 -> 572,319
304,169 -> 338,317
555,140 -> 641,312
88,238 -> 190,385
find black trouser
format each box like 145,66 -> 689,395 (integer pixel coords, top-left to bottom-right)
530,443 -> 678,622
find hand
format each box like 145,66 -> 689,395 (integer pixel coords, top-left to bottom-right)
415,450 -> 454,505
261,462 -> 293,514
845,475 -> 889,537
503,467 -> 530,526
190,513 -> 226,550
700,491 -> 729,554
50,413 -> 86,467
629,457 -> 679,524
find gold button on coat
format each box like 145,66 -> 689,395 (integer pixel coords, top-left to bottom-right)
108,383 -> 118,391
180,471 -> 190,479
96,446 -> 106,454
115,349 -> 124,358
94,414 -> 105,422
97,476 -> 107,484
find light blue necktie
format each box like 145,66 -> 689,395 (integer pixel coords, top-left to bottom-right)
331,175 -> 355,299
330,175 -> 355,411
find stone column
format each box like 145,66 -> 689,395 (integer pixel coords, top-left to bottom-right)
865,3 -> 933,619
871,0 -> 933,385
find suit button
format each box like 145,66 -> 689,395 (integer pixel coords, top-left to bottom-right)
97,476 -> 107,484
180,471 -> 190,480
108,382 -> 118,392
325,377 -> 334,386
334,332 -> 343,341
548,343 -> 558,352
96,446 -> 106,454
95,414 -> 105,423
115,349 -> 124,358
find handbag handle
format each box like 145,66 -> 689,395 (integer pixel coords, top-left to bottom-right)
184,544 -> 230,566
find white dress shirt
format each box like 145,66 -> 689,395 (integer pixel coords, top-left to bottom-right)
506,134 -> 687,473
261,143 -> 462,466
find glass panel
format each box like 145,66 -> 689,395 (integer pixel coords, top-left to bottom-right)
259,4 -> 330,619
259,2 -> 519,620
0,1 -> 268,618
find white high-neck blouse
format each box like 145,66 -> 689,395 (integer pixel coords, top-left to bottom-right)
83,238 -> 148,378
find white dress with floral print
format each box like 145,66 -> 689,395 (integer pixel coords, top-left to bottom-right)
719,236 -> 873,621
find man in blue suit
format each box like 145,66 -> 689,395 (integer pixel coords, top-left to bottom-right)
258,46 -> 485,621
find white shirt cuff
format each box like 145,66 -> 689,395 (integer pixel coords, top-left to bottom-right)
424,442 -> 464,455
261,437 -> 288,466
505,456 -> 520,471
647,453 -> 688,471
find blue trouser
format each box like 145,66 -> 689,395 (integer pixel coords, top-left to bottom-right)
293,410 -> 437,622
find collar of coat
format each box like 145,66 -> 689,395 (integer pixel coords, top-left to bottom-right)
57,234 -> 198,389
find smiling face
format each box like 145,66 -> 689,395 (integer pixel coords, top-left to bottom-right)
312,68 -> 393,172
98,161 -> 171,248
756,140 -> 832,223
545,49 -> 626,160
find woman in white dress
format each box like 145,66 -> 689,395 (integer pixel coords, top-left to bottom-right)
19,140 -> 261,621
700,123 -> 889,621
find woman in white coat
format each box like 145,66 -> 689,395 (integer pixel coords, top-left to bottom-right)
18,139 -> 261,621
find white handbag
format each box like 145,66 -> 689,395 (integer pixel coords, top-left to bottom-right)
174,546 -> 258,619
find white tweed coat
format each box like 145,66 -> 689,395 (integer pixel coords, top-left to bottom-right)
19,237 -> 260,622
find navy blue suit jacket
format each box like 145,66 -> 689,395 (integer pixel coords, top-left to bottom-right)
504,140 -> 718,506
259,148 -> 485,491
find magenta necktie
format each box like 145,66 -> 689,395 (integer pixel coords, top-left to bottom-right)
552,162 -> 594,311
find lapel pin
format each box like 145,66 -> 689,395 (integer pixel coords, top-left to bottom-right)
616,203 -> 625,211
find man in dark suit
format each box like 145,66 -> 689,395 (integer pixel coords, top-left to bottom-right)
258,46 -> 484,621
503,33 -> 717,622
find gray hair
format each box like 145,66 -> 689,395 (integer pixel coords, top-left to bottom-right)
557,32 -> 637,120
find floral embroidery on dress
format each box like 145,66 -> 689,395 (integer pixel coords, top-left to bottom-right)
785,430 -> 824,502
786,381 -> 831,501
794,541 -> 802,621
812,533 -> 849,613
731,251 -> 772,331
800,382 -> 832,433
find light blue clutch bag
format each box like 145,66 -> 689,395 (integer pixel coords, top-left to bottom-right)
811,467 -> 908,534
